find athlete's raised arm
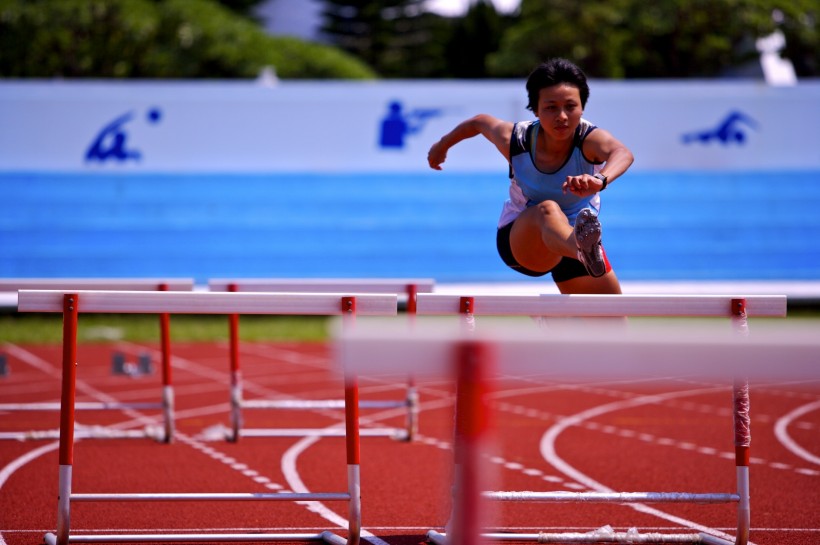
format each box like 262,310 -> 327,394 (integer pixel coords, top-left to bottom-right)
427,114 -> 514,170
584,127 -> 634,183
563,127 -> 634,197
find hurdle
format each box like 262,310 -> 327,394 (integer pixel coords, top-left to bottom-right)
335,315 -> 816,545
407,293 -> 788,545
208,278 -> 434,442
1,278 -> 194,442
18,289 -> 397,545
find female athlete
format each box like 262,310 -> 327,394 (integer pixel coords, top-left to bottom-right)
427,58 -> 634,294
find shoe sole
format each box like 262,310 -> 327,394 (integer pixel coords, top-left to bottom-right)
575,209 -> 607,278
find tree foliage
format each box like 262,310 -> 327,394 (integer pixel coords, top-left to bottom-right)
318,0 -> 516,78
214,0 -> 266,18
0,0 -> 376,79
445,0 -> 512,78
487,0 -> 817,78
319,0 -> 436,77
316,0 -> 815,79
0,0 -> 815,79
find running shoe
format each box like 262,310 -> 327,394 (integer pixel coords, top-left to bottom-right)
574,208 -> 607,278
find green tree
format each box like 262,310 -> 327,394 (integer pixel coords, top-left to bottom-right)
775,4 -> 818,76
444,0 -> 511,78
319,0 -> 446,77
0,0 -> 376,79
488,0 -> 817,78
215,0 -> 266,18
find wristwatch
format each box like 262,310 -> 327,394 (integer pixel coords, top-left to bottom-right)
593,172 -> 608,190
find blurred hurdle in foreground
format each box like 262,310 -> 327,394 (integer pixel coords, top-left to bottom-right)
336,293 -> 803,545
208,278 -> 434,442
18,289 -> 396,545
1,278 -> 193,442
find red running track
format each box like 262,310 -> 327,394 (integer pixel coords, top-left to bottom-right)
1,339 -> 818,545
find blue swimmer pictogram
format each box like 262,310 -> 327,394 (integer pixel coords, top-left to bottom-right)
379,100 -> 443,149
85,107 -> 162,163
681,110 -> 758,146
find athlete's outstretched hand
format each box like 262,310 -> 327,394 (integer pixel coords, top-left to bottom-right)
563,173 -> 604,197
427,140 -> 448,170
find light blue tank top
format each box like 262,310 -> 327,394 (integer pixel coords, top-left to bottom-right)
509,119 -> 601,225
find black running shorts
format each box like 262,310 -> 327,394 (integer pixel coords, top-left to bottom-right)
496,221 -> 590,282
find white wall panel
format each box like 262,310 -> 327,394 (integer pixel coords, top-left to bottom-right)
2,80 -> 817,173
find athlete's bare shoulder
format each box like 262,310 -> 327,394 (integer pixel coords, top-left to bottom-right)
472,114 -> 514,161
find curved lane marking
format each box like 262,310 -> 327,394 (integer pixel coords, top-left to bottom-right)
282,428 -> 391,545
0,441 -> 60,489
539,387 -> 746,544
774,400 -> 820,466
0,442 -> 61,545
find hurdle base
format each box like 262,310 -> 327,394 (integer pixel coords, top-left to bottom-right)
1,426 -> 165,442
426,530 -> 446,544
233,427 -> 408,441
426,529 -> 739,544
45,531 -> 349,543
699,533 -> 741,545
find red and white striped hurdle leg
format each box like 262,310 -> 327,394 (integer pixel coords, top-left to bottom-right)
342,297 -> 362,545
159,283 -> 175,443
729,299 -> 751,545
227,283 -> 243,442
428,338 -> 493,545
404,283 -> 421,442
55,294 -> 78,545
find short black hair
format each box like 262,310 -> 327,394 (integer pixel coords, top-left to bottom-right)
526,58 -> 590,112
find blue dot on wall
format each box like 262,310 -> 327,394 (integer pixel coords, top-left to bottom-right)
147,108 -> 162,123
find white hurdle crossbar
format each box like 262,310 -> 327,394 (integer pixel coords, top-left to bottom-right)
208,278 -> 434,442
1,279 -> 194,442
208,278 -> 434,311
410,293 -> 789,545
415,293 -> 786,317
17,289 -> 398,545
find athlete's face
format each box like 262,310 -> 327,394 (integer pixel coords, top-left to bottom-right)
535,83 -> 583,141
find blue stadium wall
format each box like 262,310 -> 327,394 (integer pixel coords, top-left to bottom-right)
1,80 -> 819,283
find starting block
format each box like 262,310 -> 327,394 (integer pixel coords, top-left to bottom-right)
111,351 -> 153,377
0,354 -> 7,377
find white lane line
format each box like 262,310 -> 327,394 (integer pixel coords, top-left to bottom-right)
149,339 -> 429,544
493,381 -> 819,478
275,392 -> 459,545
175,433 -> 285,491
281,430 -> 391,545
3,524 -> 818,534
539,387 -> 748,544
0,344 -> 298,537
774,400 -> 820,466
0,441 -> 60,489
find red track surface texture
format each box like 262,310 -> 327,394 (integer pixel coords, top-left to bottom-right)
1,339 -> 818,545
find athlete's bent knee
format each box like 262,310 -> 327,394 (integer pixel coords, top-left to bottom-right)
534,200 -> 563,217
532,200 -> 569,227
